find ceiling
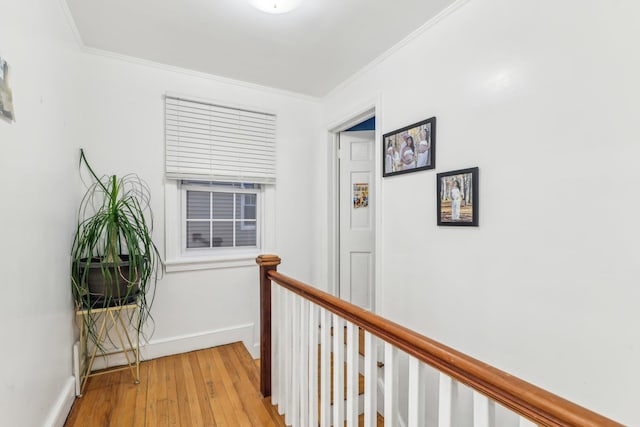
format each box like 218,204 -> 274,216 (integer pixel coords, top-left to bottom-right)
65,0 -> 457,97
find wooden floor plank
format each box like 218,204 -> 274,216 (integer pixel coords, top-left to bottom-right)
64,368 -> 111,425
163,354 -> 181,427
222,344 -> 283,426
209,346 -> 253,427
145,356 -> 160,427
196,348 -> 235,427
132,363 -> 149,427
232,342 -> 261,387
110,367 -> 140,427
173,354 -> 197,427
84,366 -> 121,426
186,351 -> 217,427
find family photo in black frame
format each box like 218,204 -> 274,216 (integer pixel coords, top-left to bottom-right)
383,117 -> 435,177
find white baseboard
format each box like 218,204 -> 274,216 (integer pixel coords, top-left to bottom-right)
253,342 -> 261,359
90,323 -> 255,370
44,377 -> 75,427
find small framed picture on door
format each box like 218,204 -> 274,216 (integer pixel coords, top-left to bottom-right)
383,117 -> 436,177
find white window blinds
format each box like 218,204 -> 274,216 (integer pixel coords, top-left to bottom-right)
165,96 -> 276,184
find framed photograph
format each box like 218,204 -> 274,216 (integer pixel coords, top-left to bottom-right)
383,117 -> 435,177
437,167 -> 478,226
0,56 -> 15,122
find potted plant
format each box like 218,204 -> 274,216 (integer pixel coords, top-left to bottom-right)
71,149 -> 161,346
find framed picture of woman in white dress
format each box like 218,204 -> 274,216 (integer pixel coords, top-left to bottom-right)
383,117 -> 435,177
437,167 -> 478,226
0,56 -> 15,122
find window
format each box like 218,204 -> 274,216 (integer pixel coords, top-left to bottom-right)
164,94 -> 275,271
182,181 -> 259,251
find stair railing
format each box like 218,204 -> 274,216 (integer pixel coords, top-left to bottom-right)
257,254 -> 622,427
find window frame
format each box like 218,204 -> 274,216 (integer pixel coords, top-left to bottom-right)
164,179 -> 271,273
180,181 -> 261,254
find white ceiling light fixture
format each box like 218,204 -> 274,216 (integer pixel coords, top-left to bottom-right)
248,0 -> 304,14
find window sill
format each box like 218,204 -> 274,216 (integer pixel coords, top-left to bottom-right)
165,252 -> 260,273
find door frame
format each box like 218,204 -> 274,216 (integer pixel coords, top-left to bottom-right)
326,97 -> 382,313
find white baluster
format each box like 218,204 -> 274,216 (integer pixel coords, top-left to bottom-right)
384,343 -> 399,427
288,291 -> 296,424
408,356 -> 424,427
278,286 -> 287,414
320,308 -> 332,427
364,331 -> 377,427
333,316 -> 345,427
346,322 -> 359,427
438,373 -> 453,427
282,289 -> 291,419
291,294 -> 301,427
271,284 -> 280,408
519,417 -> 537,427
473,391 -> 490,427
299,299 -> 309,427
308,304 -> 319,427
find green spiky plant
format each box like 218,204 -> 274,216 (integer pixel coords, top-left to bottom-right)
71,149 -> 161,348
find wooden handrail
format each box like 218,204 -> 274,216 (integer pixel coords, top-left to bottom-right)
257,255 -> 622,427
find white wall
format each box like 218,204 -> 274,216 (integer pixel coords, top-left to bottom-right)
73,47 -> 322,359
0,0 -> 81,425
322,0 -> 640,424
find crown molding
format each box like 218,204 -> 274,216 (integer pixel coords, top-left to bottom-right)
322,0 -> 471,101
83,46 -> 322,103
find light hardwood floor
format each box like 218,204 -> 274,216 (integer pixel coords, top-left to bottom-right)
65,342 -> 286,427
65,342 -> 383,426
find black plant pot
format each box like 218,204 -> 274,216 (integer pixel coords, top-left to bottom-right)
77,255 -> 141,307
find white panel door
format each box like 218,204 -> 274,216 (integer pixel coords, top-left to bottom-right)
339,130 -> 375,310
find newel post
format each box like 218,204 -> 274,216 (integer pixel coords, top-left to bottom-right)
256,254 -> 281,398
